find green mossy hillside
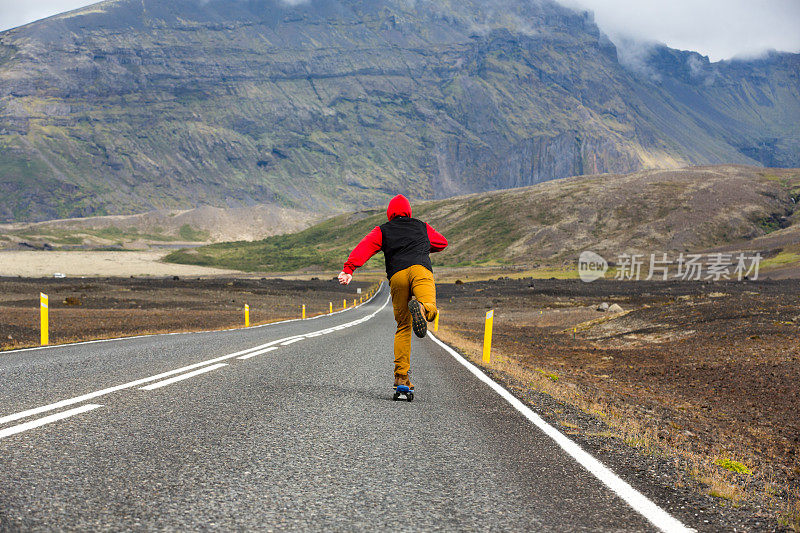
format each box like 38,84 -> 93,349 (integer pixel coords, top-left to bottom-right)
166,165 -> 800,272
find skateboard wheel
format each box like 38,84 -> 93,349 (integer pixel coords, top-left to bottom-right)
393,393 -> 400,401
407,393 -> 414,402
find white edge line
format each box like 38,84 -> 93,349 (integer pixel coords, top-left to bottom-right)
0,293 -> 392,426
139,363 -> 228,391
426,332 -> 693,533
2,282 -> 386,355
237,346 -> 280,360
0,404 -> 103,441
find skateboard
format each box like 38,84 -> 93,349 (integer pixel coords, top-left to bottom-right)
393,385 -> 414,402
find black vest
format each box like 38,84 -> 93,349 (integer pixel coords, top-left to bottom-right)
379,216 -> 433,280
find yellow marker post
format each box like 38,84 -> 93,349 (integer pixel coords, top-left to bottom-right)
40,293 -> 49,346
343,299 -> 347,309
360,297 -> 363,304
244,304 -> 250,328
302,304 -> 306,320
482,309 -> 494,364
353,298 -> 356,308
329,302 -> 333,314
434,311 -> 439,332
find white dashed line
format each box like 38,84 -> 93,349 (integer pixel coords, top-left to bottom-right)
139,363 -> 228,391
0,292 -> 391,428
0,404 -> 103,441
0,344 -> 279,426
237,346 -> 280,360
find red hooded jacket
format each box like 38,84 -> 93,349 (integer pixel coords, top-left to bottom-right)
343,195 -> 448,277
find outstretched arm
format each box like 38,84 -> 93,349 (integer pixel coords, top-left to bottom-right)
339,226 -> 382,285
426,223 -> 448,252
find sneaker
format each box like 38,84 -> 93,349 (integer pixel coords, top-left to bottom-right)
408,298 -> 427,338
394,373 -> 414,390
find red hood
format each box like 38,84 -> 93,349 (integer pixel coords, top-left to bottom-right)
386,194 -> 411,220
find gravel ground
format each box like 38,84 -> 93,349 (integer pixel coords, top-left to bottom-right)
0,277 -> 374,351
436,277 -> 800,531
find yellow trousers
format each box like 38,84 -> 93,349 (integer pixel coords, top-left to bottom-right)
389,265 -> 437,376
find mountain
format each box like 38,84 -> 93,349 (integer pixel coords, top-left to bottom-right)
1,0 -> 798,222
164,165 -> 800,272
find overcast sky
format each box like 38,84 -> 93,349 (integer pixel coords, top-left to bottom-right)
1,0 -> 799,61
561,0 -> 800,61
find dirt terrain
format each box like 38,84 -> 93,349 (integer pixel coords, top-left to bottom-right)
0,277 -> 373,351
435,277 -> 800,528
0,251 -> 242,277
0,204 -> 319,250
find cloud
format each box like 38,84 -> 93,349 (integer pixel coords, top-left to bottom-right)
610,37 -> 661,78
556,0 -> 800,62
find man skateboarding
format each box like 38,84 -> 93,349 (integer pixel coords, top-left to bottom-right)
338,194 -> 448,394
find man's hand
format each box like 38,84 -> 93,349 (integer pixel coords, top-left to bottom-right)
338,271 -> 352,285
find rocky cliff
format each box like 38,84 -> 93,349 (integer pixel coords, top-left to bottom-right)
0,0 -> 798,222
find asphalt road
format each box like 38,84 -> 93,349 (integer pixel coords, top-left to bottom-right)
0,284 -> 689,531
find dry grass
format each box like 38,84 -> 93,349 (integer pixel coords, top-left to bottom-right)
780,494 -> 800,531
435,327 -> 661,454
702,475 -> 745,503
434,325 -> 795,524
